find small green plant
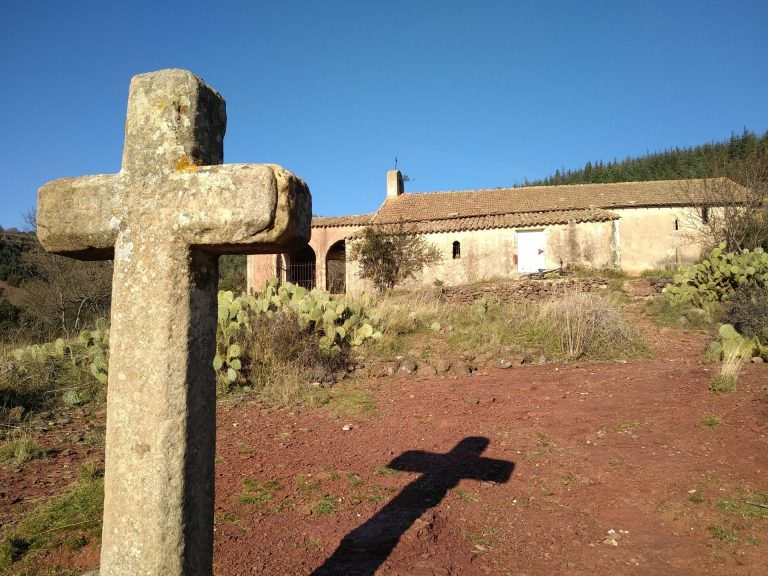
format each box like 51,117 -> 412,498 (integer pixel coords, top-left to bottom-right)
718,491 -> 768,519
296,475 -> 321,495
708,524 -> 739,542
702,416 -> 721,428
313,495 -> 338,515
375,466 -> 399,476
0,463 -> 104,570
689,492 -> 705,504
457,490 -> 479,503
347,472 -> 364,487
0,432 -> 45,466
239,478 -> 283,506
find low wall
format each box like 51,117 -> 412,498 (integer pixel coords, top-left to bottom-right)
440,278 -> 612,304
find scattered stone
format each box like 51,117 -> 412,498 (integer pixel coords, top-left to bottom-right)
342,424 -> 352,431
7,406 -> 24,422
751,356 -> 764,364
434,358 -> 452,373
398,358 -> 418,374
450,362 -> 472,377
495,359 -> 513,369
368,362 -> 396,378
603,528 -> 621,546
416,363 -> 438,379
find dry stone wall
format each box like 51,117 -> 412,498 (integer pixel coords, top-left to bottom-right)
441,278 -> 612,305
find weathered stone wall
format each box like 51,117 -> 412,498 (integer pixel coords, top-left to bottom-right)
440,278 -> 613,305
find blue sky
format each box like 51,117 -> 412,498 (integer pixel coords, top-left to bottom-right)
1,0 -> 766,228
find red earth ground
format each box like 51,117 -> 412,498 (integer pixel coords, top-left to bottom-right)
2,324 -> 767,575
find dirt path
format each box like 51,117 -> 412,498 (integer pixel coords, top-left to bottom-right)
3,324 -> 767,575
210,326 -> 767,576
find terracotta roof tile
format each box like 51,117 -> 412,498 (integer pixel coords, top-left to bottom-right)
349,209 -> 618,237
371,179 -> 722,224
312,214 -> 374,228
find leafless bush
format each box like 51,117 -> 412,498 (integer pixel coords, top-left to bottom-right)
20,250 -> 112,339
682,151 -> 768,251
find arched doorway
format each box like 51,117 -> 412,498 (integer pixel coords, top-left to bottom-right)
326,240 -> 346,293
287,245 -> 316,289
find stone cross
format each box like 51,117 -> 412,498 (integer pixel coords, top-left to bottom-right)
313,437 -> 513,575
36,69 -> 311,575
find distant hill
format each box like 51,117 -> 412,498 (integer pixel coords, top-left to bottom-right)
0,229 -> 38,287
525,129 -> 768,187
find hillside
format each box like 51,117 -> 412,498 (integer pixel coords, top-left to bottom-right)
0,229 -> 37,287
526,129 -> 768,187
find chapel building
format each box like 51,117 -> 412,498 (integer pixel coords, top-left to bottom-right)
247,170 -> 718,294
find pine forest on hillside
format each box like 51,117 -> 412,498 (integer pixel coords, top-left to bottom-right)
525,129 -> 768,187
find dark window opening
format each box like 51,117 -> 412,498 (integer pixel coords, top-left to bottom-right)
326,240 -> 346,294
674,219 -> 679,231
452,241 -> 461,259
287,245 -> 316,289
701,206 -> 710,224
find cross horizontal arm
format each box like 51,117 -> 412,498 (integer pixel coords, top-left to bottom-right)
170,163 -> 311,254
37,173 -> 119,260
388,449 -> 513,482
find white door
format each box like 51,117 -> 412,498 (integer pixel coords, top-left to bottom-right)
517,230 -> 546,273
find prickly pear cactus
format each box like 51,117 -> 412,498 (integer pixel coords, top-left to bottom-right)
10,322 -> 112,396
665,244 -> 768,306
212,280 -> 383,383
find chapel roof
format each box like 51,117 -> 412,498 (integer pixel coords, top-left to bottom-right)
313,177 -> 730,235
370,178 -> 720,225
312,214 -> 374,228
349,208 -> 619,236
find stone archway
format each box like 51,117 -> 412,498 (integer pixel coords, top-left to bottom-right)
287,244 -> 316,289
325,239 -> 346,293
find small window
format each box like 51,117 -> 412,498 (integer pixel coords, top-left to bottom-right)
701,206 -> 710,224
674,219 -> 679,231
452,241 -> 461,259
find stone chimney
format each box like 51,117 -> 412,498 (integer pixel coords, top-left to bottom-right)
386,169 -> 404,199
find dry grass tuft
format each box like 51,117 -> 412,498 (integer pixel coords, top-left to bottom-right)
710,346 -> 746,393
540,292 -> 644,359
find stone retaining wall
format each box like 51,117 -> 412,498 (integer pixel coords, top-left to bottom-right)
440,278 -> 612,305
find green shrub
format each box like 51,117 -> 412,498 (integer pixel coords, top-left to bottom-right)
665,244 -> 768,306
721,286 -> 768,341
643,296 -> 718,330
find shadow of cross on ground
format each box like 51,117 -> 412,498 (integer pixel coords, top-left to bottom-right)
312,437 -> 514,576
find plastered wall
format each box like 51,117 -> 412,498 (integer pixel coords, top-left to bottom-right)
612,206 -> 703,273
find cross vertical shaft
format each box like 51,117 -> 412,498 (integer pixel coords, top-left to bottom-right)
100,240 -> 218,574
